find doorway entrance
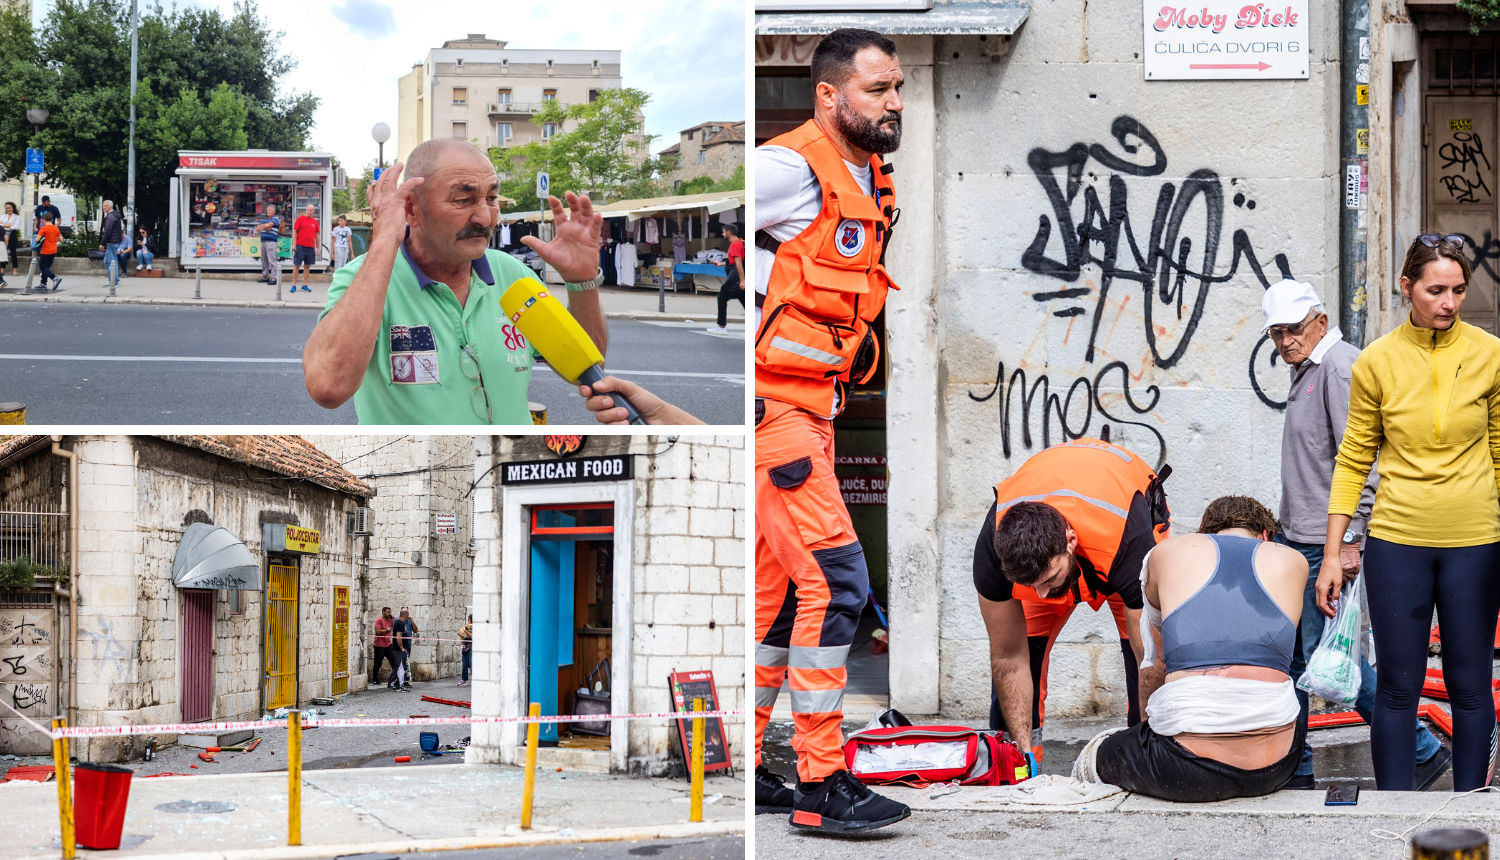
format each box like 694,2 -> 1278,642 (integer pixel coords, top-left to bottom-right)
264,558 -> 299,710
528,504 -> 614,748
1424,33 -> 1500,333
181,589 -> 214,722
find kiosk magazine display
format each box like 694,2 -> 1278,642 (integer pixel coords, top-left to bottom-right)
669,669 -> 733,775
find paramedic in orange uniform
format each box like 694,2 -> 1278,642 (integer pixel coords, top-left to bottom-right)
752,28 -> 910,835
974,439 -> 1171,762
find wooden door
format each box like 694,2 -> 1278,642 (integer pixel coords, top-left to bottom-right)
1427,96 -> 1498,332
264,562 -> 299,710
0,591 -> 56,755
332,586 -> 349,696
181,589 -> 214,722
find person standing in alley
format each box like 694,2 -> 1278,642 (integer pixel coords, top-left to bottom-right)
393,606 -> 419,690
257,204 -> 282,285
458,613 -> 473,687
372,606 -> 397,687
707,223 -> 744,334
293,203 -> 319,292
99,200 -> 124,285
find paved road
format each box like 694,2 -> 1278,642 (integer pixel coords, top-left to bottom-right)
315,836 -> 745,859
0,305 -> 744,425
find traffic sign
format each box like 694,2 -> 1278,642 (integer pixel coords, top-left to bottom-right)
536,172 -> 550,200
24,149 -> 43,174
372,167 -> 384,181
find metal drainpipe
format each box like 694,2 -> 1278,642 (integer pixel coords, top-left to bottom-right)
1340,0 -> 1372,345
49,436 -> 77,733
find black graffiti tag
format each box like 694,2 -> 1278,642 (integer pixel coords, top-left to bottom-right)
1,656 -> 25,677
11,683 -> 46,711
1439,132 -> 1492,203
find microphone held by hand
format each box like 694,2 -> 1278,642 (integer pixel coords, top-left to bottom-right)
577,365 -> 644,425
499,276 -> 645,425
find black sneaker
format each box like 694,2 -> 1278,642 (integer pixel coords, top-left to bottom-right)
790,770 -> 910,834
1282,772 -> 1317,790
755,766 -> 794,814
1416,745 -> 1454,791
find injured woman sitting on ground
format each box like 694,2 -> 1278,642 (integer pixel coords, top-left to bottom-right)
1075,495 -> 1309,801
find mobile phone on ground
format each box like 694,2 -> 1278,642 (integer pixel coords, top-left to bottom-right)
1325,784 -> 1360,805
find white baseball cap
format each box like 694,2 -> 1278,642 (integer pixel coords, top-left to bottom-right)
1261,279 -> 1324,332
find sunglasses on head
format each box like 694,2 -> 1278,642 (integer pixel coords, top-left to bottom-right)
1418,233 -> 1466,249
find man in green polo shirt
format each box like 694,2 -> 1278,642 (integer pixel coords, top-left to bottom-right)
302,138 -> 608,424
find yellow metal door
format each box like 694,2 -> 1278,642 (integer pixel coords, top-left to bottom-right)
265,563 -> 299,710
332,586 -> 349,696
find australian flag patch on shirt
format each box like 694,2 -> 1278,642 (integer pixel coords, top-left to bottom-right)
390,324 -> 439,384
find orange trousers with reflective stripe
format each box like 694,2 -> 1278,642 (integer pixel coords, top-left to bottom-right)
755,399 -> 868,782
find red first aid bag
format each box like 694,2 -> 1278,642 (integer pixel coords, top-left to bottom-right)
842,725 -> 1030,787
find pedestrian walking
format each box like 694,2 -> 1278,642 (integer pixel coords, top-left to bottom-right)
133,227 -> 154,271
99,200 -> 124,284
33,211 -> 61,290
707,223 -> 744,334
1,202 -> 20,277
1318,234 -> 1500,791
458,614 -> 473,687
292,204 -> 318,292
331,215 -> 353,270
1261,278 -> 1451,789
372,606 -> 398,686
393,606 -> 419,690
257,204 -> 282,285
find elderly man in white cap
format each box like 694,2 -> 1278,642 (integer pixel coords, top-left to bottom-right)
1263,279 -> 1450,790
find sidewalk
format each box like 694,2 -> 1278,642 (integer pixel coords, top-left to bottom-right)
0,277 -> 744,323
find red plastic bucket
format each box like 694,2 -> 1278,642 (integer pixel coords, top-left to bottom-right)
74,762 -> 133,849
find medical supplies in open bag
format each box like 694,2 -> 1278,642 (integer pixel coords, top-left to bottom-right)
843,725 -> 1030,787
1297,575 -> 1364,706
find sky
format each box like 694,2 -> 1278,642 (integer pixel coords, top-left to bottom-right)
32,0 -> 747,170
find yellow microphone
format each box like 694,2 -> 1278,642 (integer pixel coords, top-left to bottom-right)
500,276 -> 645,424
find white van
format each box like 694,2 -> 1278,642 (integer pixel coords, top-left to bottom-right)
48,193 -> 78,236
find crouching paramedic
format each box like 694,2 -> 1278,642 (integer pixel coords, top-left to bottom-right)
753,28 -> 910,834
975,438 -> 1170,762
1082,496 -> 1307,801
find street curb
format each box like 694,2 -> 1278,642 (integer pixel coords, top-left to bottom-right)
99,820 -> 746,860
0,293 -> 324,311
606,312 -> 745,323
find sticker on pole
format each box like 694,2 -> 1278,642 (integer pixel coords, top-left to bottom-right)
1143,1 -> 1309,80
536,172 -> 550,201
24,149 -> 43,174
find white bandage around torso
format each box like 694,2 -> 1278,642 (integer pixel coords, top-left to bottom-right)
1136,547 -> 1300,735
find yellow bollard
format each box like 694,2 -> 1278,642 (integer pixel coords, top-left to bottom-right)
288,709 -> 302,846
690,697 -> 705,823
52,718 -> 74,860
521,702 -> 541,829
0,402 -> 24,425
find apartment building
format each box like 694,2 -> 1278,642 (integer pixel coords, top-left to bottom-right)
397,34 -> 624,162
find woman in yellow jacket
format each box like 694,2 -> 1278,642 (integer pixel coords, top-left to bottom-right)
1317,235 -> 1500,791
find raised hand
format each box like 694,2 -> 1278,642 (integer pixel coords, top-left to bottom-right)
521,190 -> 603,283
368,161 -> 424,250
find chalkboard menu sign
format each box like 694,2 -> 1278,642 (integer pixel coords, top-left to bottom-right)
668,669 -> 733,776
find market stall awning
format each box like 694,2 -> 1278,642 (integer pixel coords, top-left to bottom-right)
172,523 -> 261,591
596,189 -> 746,222
755,0 -> 1029,35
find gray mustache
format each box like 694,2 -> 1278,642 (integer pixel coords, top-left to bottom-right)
457,225 -> 494,240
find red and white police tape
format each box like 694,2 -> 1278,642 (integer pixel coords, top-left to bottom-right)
0,696 -> 740,740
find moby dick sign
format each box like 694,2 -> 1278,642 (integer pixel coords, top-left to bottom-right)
1143,1 -> 1309,80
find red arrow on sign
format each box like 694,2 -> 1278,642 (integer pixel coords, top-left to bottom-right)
1189,62 -> 1272,71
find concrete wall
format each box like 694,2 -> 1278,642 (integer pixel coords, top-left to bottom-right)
306,435 -> 475,682
468,435 -> 745,775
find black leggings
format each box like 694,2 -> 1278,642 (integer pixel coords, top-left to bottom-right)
716,271 -> 744,327
1364,536 -> 1500,790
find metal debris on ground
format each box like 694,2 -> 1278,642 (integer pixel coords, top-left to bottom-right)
155,801 -> 236,814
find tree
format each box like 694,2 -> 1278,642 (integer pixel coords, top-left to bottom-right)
675,164 -> 744,197
0,0 -> 319,238
331,161 -> 374,217
489,88 -> 665,210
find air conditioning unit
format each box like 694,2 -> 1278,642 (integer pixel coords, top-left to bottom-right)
348,507 -> 373,536
333,166 -> 347,190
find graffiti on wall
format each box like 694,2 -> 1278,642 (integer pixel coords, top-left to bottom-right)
969,116 -> 1296,466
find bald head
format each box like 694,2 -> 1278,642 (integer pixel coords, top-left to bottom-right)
405,139 -> 494,183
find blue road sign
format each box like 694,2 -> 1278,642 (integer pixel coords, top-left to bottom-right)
372,167 -> 384,181
536,172 -> 550,200
25,149 -> 43,174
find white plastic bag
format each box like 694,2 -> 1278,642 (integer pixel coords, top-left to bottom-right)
1297,575 -> 1364,705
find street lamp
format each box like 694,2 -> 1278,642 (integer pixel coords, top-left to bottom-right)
23,108 -> 47,296
372,123 -> 391,170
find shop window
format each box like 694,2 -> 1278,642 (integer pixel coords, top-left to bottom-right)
531,503 -> 614,537
543,89 -> 557,102
453,121 -> 467,139
543,123 -> 558,140
498,88 -> 512,105
453,87 -> 467,106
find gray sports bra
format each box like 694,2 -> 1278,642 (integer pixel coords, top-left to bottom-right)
1161,534 -> 1296,676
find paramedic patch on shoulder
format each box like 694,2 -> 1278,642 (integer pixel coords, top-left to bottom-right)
389,324 -> 439,384
835,219 -> 866,257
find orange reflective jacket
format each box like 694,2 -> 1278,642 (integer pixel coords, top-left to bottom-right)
995,439 -> 1168,610
755,120 -> 898,418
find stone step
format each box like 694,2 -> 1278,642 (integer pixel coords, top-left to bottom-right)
178,728 -> 255,749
